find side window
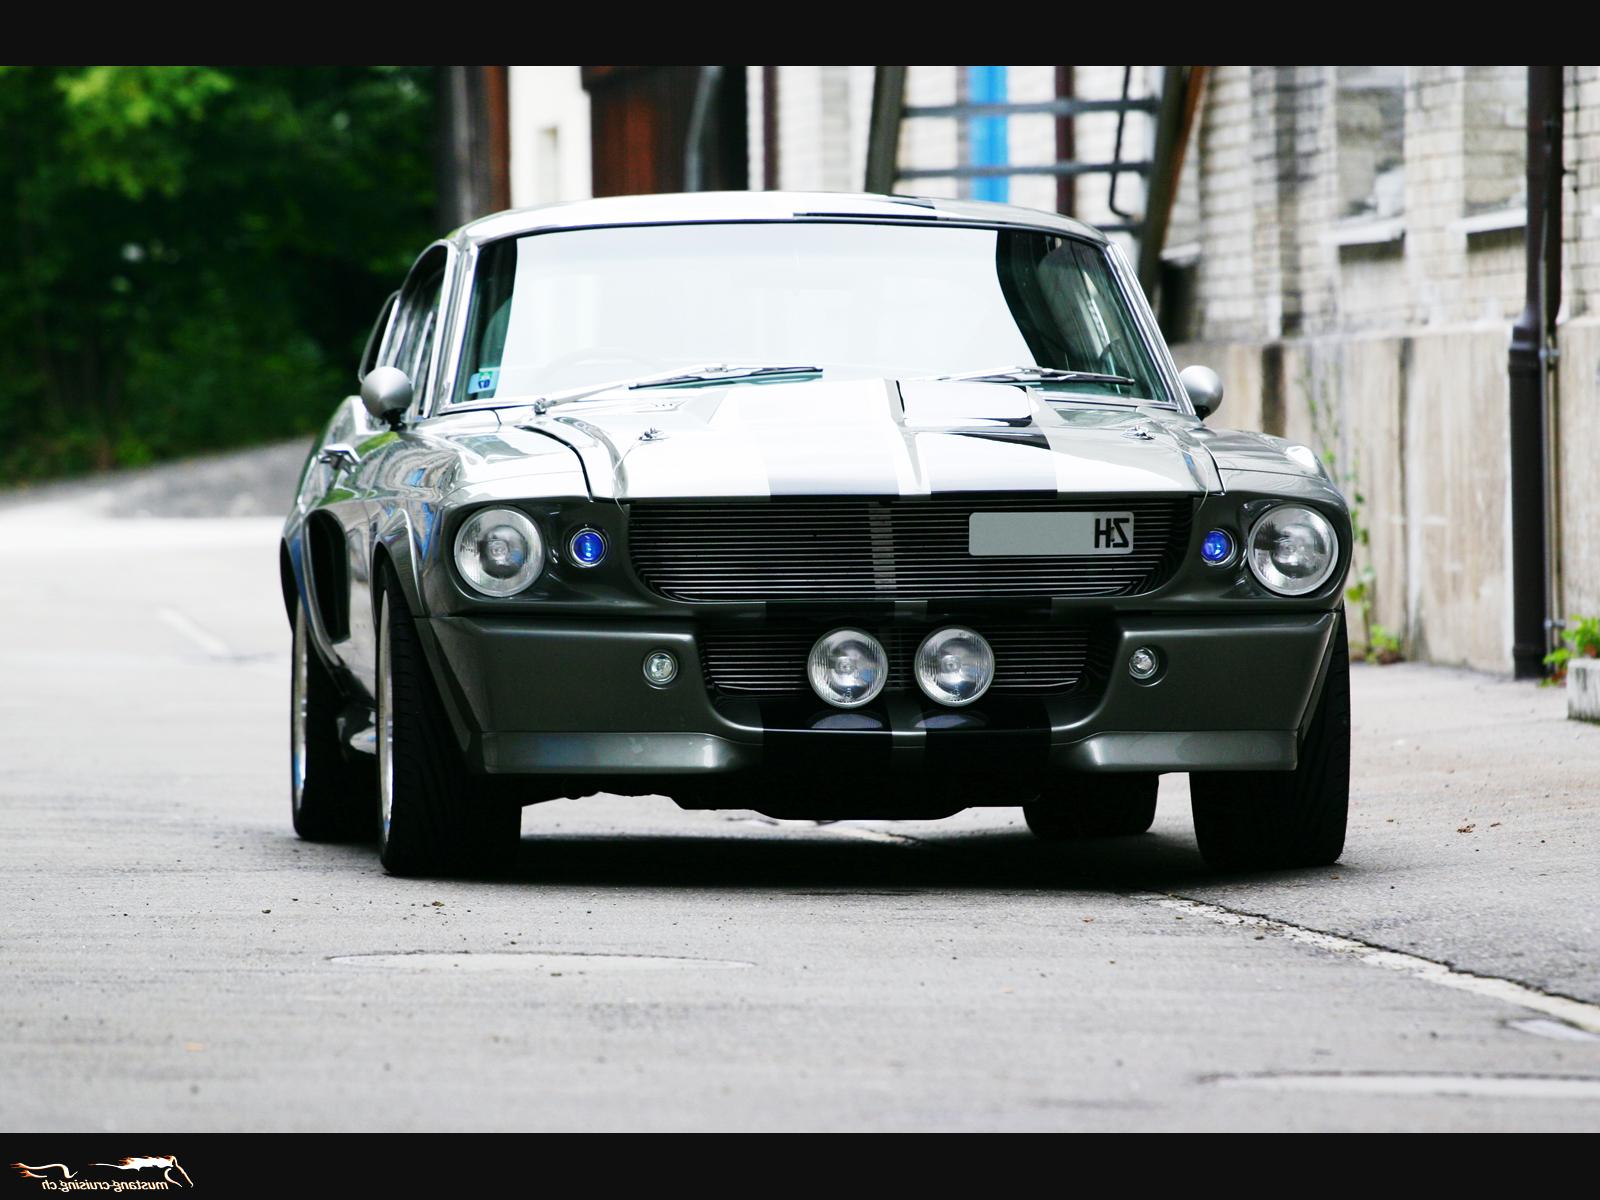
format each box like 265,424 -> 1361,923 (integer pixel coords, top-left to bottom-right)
380,247 -> 451,412
394,268 -> 444,388
359,291 -> 398,383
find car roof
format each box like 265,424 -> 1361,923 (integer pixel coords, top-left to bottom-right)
453,191 -> 1110,247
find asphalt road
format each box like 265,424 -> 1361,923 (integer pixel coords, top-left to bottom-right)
2,443 -> 1598,1132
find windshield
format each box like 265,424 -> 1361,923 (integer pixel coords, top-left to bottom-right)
450,222 -> 1172,407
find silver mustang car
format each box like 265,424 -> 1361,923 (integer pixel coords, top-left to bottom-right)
282,192 -> 1351,877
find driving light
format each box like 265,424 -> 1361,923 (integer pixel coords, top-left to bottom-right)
454,508 -> 544,597
1246,505 -> 1338,596
643,650 -> 678,686
569,528 -> 607,568
807,629 -> 887,709
1200,529 -> 1234,565
914,627 -> 995,707
1128,646 -> 1160,681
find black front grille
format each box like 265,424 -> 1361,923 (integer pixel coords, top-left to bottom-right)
629,496 -> 1192,602
699,624 -> 1095,697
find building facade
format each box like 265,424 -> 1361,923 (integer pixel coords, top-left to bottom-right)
501,64 -> 1597,675
1162,66 -> 1597,674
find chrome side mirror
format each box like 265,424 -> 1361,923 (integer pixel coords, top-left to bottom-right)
1179,364 -> 1224,420
361,365 -> 413,427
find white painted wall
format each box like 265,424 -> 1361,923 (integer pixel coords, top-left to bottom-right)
507,66 -> 592,206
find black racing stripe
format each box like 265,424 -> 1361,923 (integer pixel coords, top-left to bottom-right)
765,600 -> 898,624
928,596 -> 1054,622
757,696 -> 894,773
948,428 -> 1052,450
918,696 -> 1052,776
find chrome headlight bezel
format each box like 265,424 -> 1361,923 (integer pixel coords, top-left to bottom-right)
1244,504 -> 1339,597
453,507 -> 546,597
807,628 -> 888,709
913,627 -> 996,707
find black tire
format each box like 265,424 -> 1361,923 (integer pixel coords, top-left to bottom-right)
1023,773 -> 1159,839
376,572 -> 520,877
1190,613 -> 1351,870
290,601 -> 375,841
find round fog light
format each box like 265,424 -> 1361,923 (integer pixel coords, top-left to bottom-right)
1128,646 -> 1160,681
643,650 -> 678,686
914,627 -> 995,706
807,629 -> 887,709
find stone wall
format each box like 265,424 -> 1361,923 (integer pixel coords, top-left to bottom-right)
1175,316 -> 1600,677
1170,66 -> 1599,675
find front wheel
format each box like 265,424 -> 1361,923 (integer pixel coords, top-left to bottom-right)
290,601 -> 374,841
376,574 -> 520,877
1189,614 -> 1351,870
1023,773 -> 1159,839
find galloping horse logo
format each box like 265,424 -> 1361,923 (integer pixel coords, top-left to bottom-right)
12,1156 -> 194,1188
93,1157 -> 195,1187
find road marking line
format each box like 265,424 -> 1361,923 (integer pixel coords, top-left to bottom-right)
1509,1017 -> 1600,1043
1132,893 -> 1600,1035
158,607 -> 233,659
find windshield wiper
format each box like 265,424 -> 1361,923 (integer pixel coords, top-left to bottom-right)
931,365 -> 1139,388
628,363 -> 823,390
525,363 -> 824,414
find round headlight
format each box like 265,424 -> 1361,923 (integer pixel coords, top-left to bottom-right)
454,508 -> 545,597
807,629 -> 887,709
914,627 -> 995,706
1245,505 -> 1338,596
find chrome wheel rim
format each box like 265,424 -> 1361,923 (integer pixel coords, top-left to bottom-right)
377,594 -> 395,845
291,605 -> 309,813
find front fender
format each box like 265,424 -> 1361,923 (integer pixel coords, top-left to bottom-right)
372,501 -> 428,624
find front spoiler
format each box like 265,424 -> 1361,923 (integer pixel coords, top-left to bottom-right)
419,611 -> 1338,780
471,728 -> 1296,776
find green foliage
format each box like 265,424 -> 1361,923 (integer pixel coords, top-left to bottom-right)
1305,382 -> 1400,666
1543,615 -> 1600,685
1365,624 -> 1404,665
0,66 -> 436,478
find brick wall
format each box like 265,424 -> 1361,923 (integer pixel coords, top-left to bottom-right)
1171,66 -> 1598,674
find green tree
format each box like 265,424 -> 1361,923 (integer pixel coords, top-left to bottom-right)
0,66 -> 435,477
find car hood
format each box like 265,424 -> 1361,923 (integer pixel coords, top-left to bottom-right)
1195,427 -> 1331,480
478,378 -> 1220,500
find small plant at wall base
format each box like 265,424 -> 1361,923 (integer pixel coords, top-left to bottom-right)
1334,465 -> 1403,665
1303,381 -> 1404,666
1543,616 -> 1600,685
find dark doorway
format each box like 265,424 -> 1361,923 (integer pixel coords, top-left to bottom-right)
583,66 -> 748,196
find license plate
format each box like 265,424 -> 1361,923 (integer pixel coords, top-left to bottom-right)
968,511 -> 1135,556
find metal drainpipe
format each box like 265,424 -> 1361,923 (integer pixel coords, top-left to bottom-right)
684,66 -> 723,192
1509,66 -> 1563,679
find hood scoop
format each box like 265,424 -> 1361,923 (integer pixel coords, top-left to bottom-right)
897,381 -> 1035,427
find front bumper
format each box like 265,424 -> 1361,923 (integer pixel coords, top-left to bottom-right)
419,611 -> 1340,783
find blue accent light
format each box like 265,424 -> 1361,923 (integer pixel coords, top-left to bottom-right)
569,528 -> 607,567
1201,529 -> 1234,565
